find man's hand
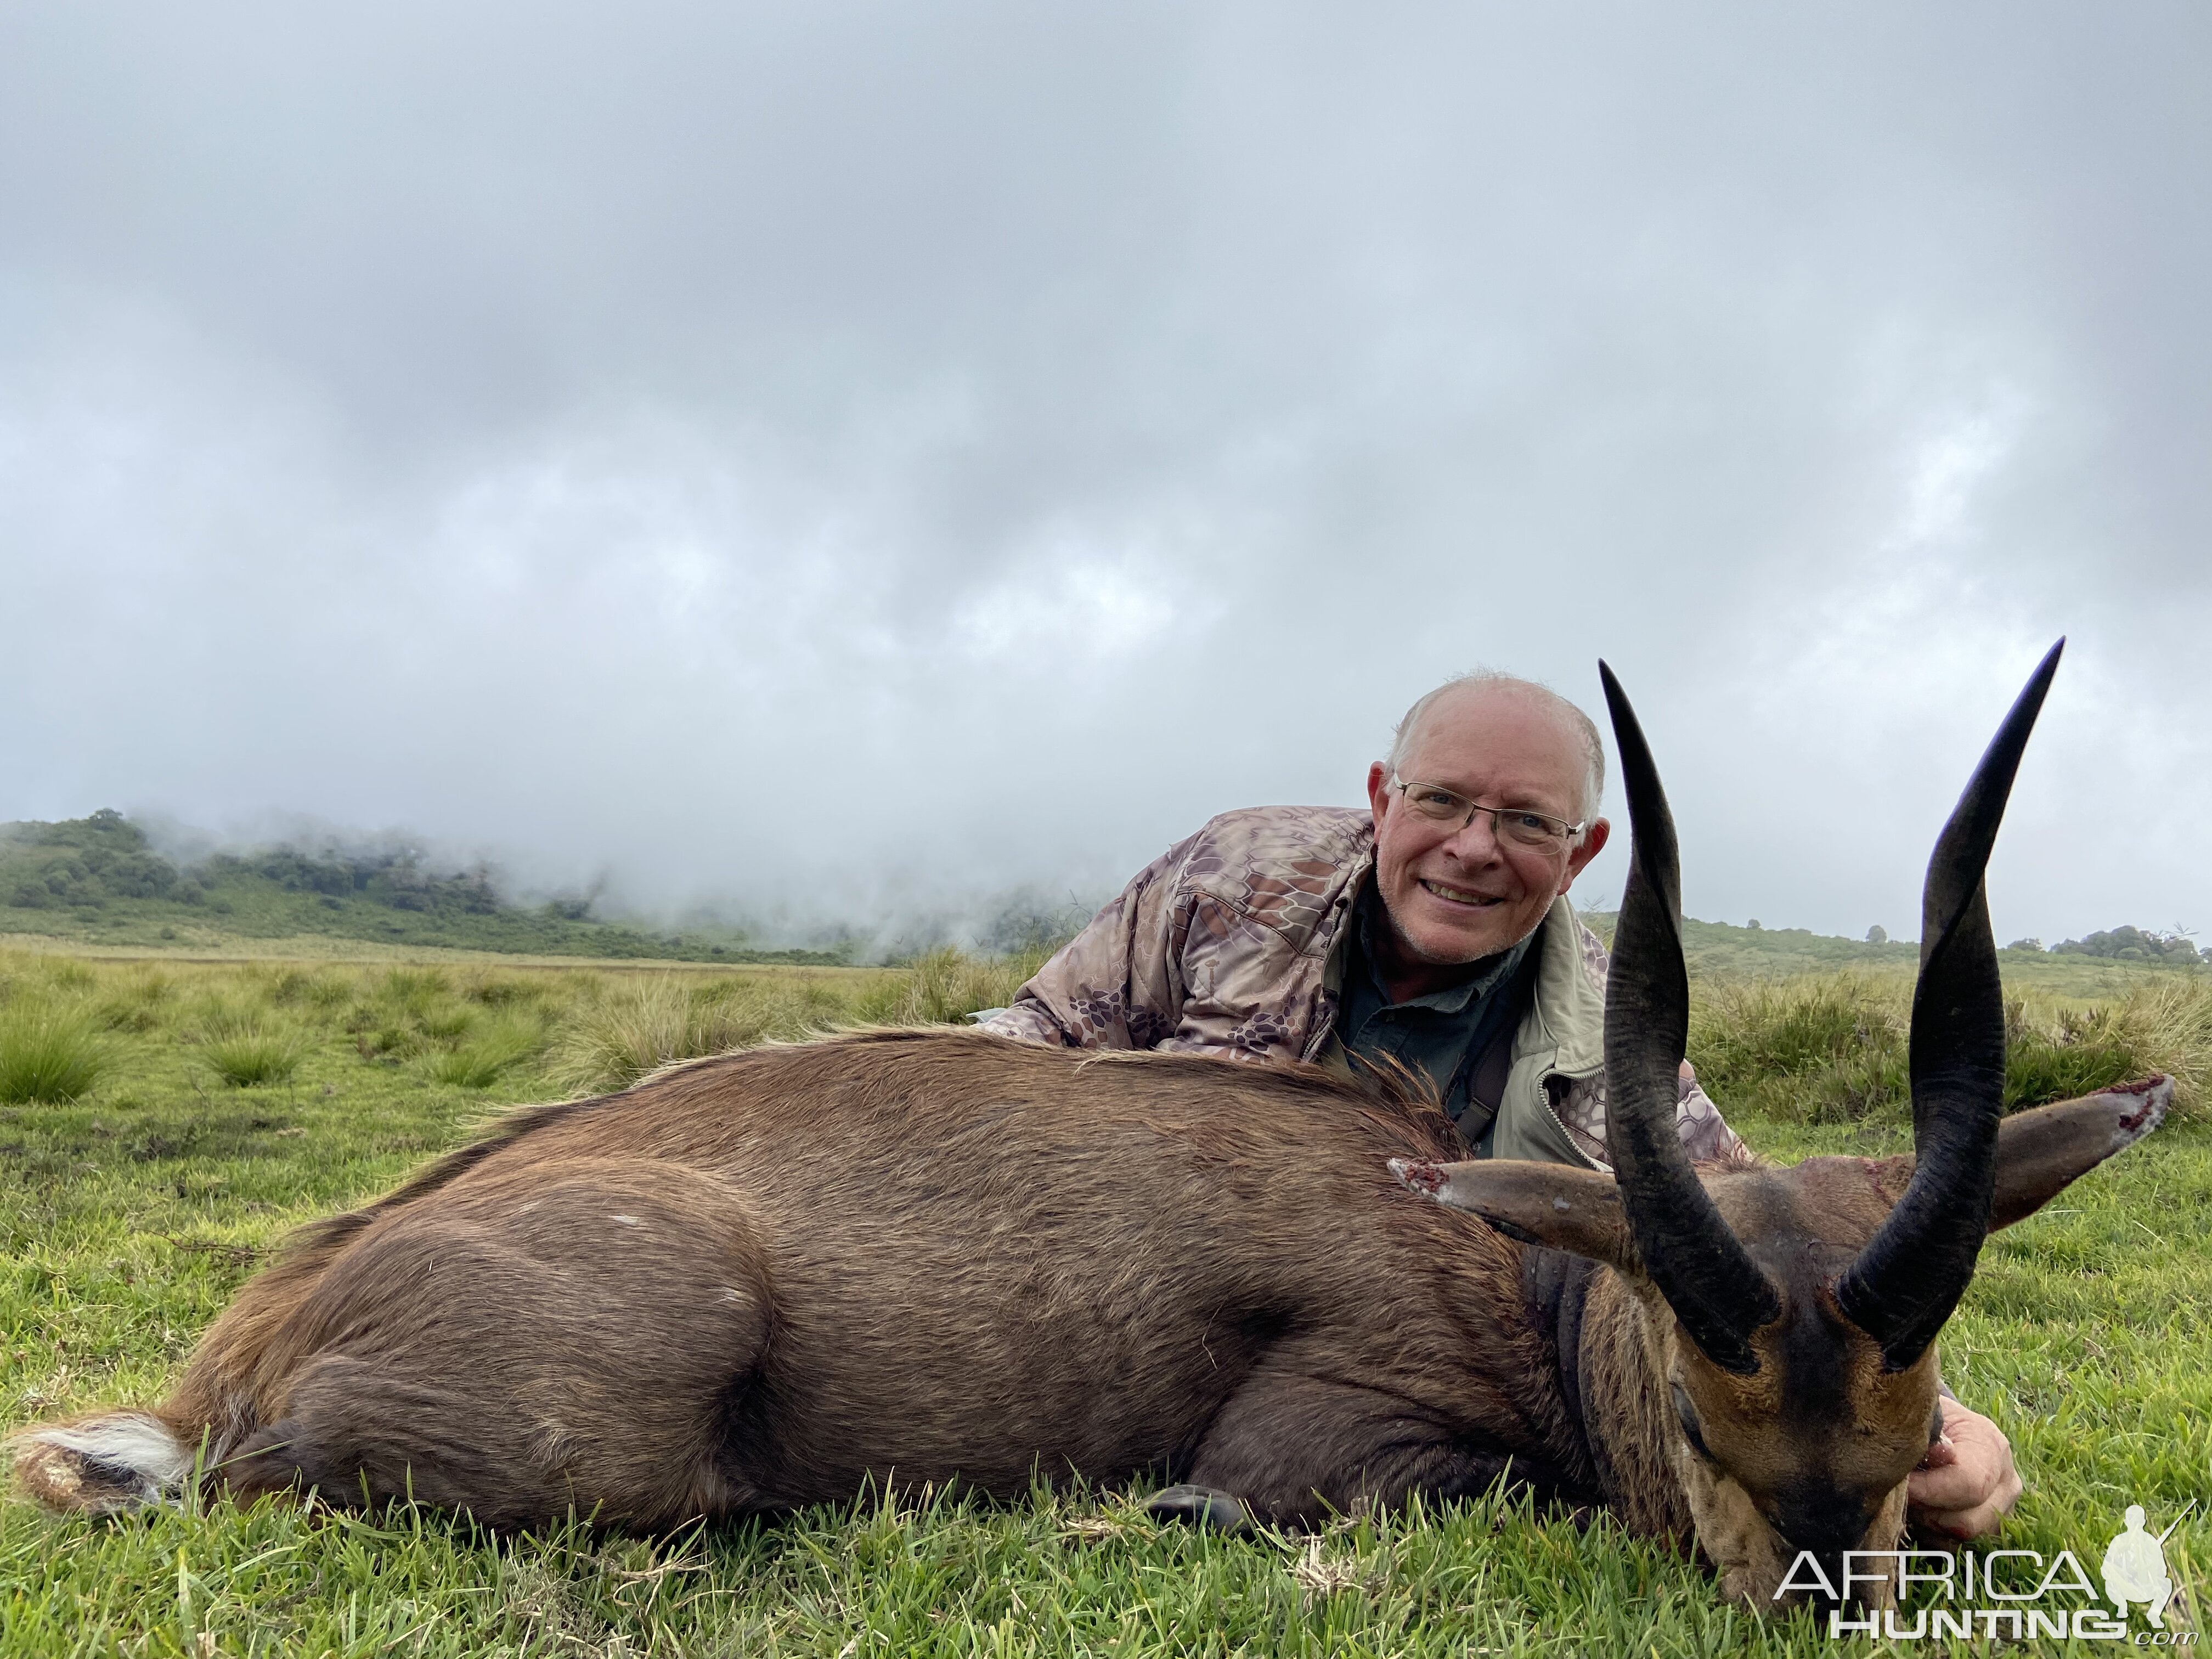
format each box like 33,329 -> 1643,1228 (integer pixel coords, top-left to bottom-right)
1908,1396 -> 2022,1539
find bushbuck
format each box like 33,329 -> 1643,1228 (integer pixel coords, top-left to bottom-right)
12,646 -> 2167,1609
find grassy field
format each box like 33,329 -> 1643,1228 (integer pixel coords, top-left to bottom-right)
1580,911 -> 2211,998
1,946 -> 2207,1656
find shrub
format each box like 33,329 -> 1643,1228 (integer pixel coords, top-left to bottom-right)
2051,926 -> 2204,964
0,1005 -> 106,1103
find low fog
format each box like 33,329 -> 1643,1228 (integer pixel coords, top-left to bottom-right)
3,3 -> 2207,945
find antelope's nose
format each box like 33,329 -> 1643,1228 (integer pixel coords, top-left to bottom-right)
1771,1481 -> 1871,1556
1769,1485 -> 1876,1600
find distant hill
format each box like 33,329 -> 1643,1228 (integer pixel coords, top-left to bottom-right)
0,810 -> 844,964
1578,909 -> 2203,993
10,809 -> 2198,980
1579,911 -> 1918,977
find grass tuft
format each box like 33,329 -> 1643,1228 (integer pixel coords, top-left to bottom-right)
430,1014 -> 546,1088
1691,973 -> 2207,1124
198,1005 -> 310,1088
1689,975 -> 1908,1122
0,1002 -> 106,1102
542,952 -> 1039,1095
41,958 -> 97,992
93,969 -> 176,1034
864,945 -> 1047,1026
2072,975 -> 2212,1115
417,1002 -> 475,1041
263,966 -> 349,1011
378,966 -> 452,1017
547,977 -> 796,1094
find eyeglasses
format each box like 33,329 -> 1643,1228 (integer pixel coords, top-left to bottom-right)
1390,776 -> 1584,854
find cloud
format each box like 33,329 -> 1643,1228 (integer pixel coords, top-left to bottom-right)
1,1 -> 2206,944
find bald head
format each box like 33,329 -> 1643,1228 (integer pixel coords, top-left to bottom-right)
1365,670 -> 1613,978
1388,673 -> 1605,825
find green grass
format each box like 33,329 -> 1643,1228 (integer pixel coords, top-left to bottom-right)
1686,972 -> 2210,1125
428,1014 -> 547,1088
193,1003 -> 312,1090
1,947 -> 2204,1656
0,1004 -> 107,1105
1584,909 -> 2212,998
542,949 -> 1042,1095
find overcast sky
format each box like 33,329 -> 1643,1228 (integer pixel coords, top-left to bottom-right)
2,2 -> 2206,946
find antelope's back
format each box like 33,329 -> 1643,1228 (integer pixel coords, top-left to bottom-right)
407,1029 -> 1518,1500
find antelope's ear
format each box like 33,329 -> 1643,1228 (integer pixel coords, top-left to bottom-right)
1987,1076 -> 2170,1231
1390,1158 -> 1638,1273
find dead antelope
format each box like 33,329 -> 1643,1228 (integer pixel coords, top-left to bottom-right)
12,646 -> 2166,1610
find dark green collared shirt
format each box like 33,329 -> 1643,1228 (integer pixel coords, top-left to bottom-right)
1335,878 -> 1539,1142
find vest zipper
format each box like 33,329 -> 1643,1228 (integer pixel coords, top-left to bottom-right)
1538,1071 -> 1603,1170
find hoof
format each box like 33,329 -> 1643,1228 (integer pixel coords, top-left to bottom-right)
1147,1483 -> 1254,1534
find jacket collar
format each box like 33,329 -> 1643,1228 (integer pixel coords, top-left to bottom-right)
1515,894 -> 1605,1079
1322,877 -> 1602,1079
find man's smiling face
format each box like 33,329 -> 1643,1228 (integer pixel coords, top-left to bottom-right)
1364,683 -> 1611,970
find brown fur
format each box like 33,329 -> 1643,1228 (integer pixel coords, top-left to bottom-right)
1427,1077 -> 2168,1605
9,1030 -> 2165,1611
28,1033 -> 1553,1528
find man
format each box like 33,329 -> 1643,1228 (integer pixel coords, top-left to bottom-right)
983,670 -> 2021,1538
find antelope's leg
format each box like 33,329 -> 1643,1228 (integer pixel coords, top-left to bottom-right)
224,1160 -> 774,1529
1186,1353 -> 1583,1531
225,1357 -> 560,1523
1182,1363 -> 1573,1528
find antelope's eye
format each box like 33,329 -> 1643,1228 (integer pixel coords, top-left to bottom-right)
1672,1381 -> 1713,1461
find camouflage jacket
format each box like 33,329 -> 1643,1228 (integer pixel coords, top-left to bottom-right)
980,805 -> 1741,1171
